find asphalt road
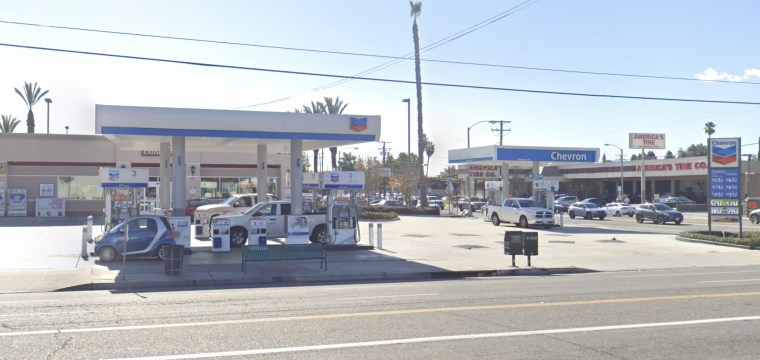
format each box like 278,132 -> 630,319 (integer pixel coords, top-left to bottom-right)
2,265 -> 760,359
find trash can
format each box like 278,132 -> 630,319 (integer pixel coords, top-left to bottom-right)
163,244 -> 184,275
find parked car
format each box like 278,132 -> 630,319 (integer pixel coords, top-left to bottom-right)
661,196 -> 696,207
554,196 -> 579,213
603,202 -> 636,217
457,197 -> 486,211
635,203 -> 683,225
92,215 -> 176,262
568,202 -> 606,220
750,209 -> 760,224
581,198 -> 608,207
185,199 -> 210,218
484,198 -> 555,229
427,195 -> 444,209
370,199 -> 405,208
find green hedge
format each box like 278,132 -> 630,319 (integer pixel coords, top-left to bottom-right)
362,206 -> 439,216
679,230 -> 760,248
360,211 -> 398,220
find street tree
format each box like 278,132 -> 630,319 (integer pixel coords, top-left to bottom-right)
423,133 -> 435,176
704,121 -> 716,139
0,115 -> 21,133
323,96 -> 349,169
409,1 -> 428,207
300,101 -> 326,172
14,82 -> 49,134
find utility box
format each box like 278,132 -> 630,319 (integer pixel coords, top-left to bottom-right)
211,217 -> 231,252
504,231 -> 523,256
523,232 -> 539,256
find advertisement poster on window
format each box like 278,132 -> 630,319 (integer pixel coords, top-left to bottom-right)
36,198 -> 66,217
0,189 -> 5,217
39,183 -> 54,198
7,189 -> 27,216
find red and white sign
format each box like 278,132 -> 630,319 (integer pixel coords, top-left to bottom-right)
629,133 -> 666,149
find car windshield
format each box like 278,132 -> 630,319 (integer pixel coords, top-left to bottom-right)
518,199 -> 539,207
584,203 -> 599,209
221,196 -> 239,206
654,204 -> 673,211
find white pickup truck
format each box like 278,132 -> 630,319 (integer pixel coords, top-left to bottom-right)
211,200 -> 328,246
194,193 -> 277,239
483,198 -> 555,229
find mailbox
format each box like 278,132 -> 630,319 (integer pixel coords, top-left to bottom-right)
523,232 -> 539,256
504,231 -> 523,256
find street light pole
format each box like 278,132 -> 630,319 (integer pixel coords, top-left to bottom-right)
605,144 -> 625,201
467,120 -> 511,148
44,98 -> 52,134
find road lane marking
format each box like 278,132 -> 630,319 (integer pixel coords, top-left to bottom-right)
698,279 -> 760,284
337,293 -> 438,300
106,315 -> 760,359
2,290 -> 760,337
0,311 -> 89,318
616,270 -> 760,278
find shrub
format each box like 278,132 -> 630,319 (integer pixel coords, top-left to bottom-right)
679,230 -> 760,248
360,211 -> 398,220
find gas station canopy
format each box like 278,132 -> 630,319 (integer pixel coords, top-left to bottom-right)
96,105 -> 381,152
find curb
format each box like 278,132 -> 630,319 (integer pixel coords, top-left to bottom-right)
58,267 -> 599,292
675,236 -> 757,250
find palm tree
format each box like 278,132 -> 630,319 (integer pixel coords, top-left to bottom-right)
423,133 -> 435,176
409,1 -> 428,207
0,115 -> 21,133
302,102 -> 326,172
704,121 -> 716,139
14,82 -> 49,134
323,96 -> 349,170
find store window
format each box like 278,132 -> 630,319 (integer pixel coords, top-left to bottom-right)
220,178 -> 239,198
240,177 -> 258,194
201,177 -> 219,199
58,176 -> 104,200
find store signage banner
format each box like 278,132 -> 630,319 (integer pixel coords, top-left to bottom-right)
708,138 -> 741,220
321,171 -> 365,189
36,198 -> 66,217
629,133 -> 666,149
7,188 -> 27,216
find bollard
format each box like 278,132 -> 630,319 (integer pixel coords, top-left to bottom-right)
81,225 -> 89,260
377,223 -> 383,250
559,211 -> 564,227
87,215 -> 94,238
368,223 -> 375,247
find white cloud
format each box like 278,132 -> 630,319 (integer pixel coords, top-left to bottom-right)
743,68 -> 760,78
694,67 -> 746,82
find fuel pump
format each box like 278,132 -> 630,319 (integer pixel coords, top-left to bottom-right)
99,167 -> 150,231
321,171 -> 364,245
533,180 -> 559,213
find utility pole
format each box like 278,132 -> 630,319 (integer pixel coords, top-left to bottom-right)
379,141 -> 391,199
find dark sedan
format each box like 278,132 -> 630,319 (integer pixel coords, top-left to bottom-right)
635,203 -> 683,225
581,197 -> 608,207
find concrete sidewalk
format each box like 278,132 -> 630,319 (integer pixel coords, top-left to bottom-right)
1,214 -> 759,293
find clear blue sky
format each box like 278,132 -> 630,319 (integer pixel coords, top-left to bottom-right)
1,0 -> 759,175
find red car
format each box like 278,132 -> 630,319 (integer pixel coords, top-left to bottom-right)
185,199 -> 210,218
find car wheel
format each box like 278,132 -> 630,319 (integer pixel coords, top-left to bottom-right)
628,212 -> 634,217
751,214 -> 760,224
635,215 -> 644,223
309,224 -> 327,244
156,246 -> 168,260
615,211 -> 621,217
568,212 -> 576,219
98,246 -> 117,262
675,219 -> 682,225
491,214 -> 501,226
519,216 -> 529,228
230,228 -> 248,247
656,216 -> 665,225
584,212 -> 592,220
599,215 -> 605,220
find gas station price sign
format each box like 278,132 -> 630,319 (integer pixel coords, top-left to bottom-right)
708,138 -> 741,221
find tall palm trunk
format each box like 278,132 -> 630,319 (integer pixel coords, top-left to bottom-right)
412,17 -> 428,207
26,109 -> 35,134
313,149 -> 319,172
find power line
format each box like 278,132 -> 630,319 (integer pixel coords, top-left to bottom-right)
4,3 -> 755,88
3,42 -> 760,107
